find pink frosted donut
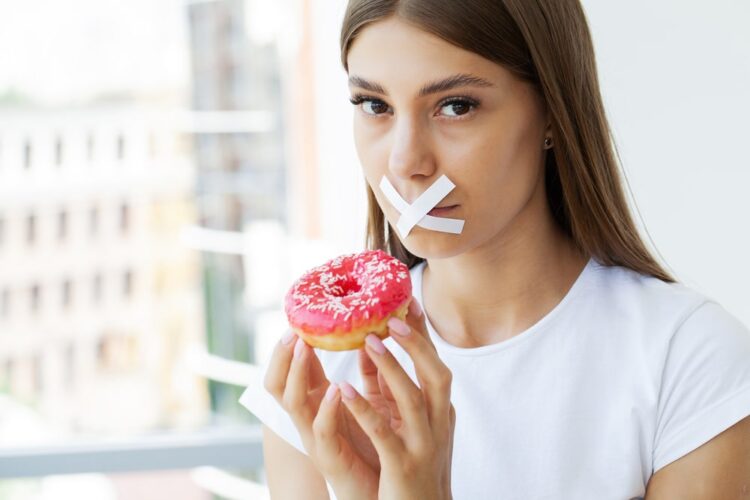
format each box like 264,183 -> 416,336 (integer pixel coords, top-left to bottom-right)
285,249 -> 413,351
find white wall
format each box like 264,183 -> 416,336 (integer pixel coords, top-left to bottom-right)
310,1 -> 750,325
310,0 -> 368,255
582,0 -> 750,324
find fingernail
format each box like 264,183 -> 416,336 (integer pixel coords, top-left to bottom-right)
365,334 -> 386,355
387,317 -> 411,336
293,337 -> 306,359
325,383 -> 338,402
339,381 -> 357,400
281,330 -> 296,345
410,299 -> 423,318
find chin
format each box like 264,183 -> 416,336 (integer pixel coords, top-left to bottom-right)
398,228 -> 467,260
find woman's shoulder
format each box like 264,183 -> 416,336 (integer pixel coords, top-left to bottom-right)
585,257 -> 744,337
590,256 -> 703,302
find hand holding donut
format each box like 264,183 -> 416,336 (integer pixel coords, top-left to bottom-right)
266,250 -> 455,499
263,331 -> 381,500
342,297 -> 456,500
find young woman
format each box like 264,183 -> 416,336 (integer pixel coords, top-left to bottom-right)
243,1 -> 750,498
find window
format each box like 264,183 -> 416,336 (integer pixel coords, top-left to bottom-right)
33,353 -> 43,394
87,132 -> 95,162
55,135 -> 63,166
116,133 -> 125,160
4,359 -> 13,389
119,203 -> 130,233
92,273 -> 103,304
26,213 -> 36,245
89,206 -> 99,236
23,139 -> 32,169
30,283 -> 41,313
123,270 -> 133,298
1,288 -> 9,318
64,343 -> 75,388
97,337 -> 108,368
58,210 -> 68,241
97,334 -> 136,370
61,279 -> 73,309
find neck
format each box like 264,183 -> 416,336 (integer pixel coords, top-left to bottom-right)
422,186 -> 589,348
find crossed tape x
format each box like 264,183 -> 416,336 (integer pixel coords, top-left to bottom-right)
379,175 -> 465,238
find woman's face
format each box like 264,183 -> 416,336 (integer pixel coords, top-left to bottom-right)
347,17 -> 551,259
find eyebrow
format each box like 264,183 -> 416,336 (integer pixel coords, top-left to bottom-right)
348,73 -> 496,97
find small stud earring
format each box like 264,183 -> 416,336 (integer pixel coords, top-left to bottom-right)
544,137 -> 553,148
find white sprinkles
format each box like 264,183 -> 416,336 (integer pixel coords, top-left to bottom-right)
286,250 -> 410,324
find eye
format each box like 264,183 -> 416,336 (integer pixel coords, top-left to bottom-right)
349,95 -> 391,116
438,98 -> 478,118
348,94 -> 480,119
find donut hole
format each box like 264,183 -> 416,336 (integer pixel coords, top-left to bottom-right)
333,278 -> 362,297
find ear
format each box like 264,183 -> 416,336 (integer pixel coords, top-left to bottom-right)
543,113 -> 554,149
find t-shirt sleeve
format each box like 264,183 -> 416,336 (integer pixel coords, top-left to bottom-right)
238,355 -> 347,500
238,347 -> 362,457
652,300 -> 750,472
238,363 -> 307,455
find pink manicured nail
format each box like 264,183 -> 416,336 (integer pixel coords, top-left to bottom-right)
339,381 -> 357,400
281,330 -> 296,345
325,383 -> 338,402
387,317 -> 411,336
293,337 -> 305,359
410,299 -> 423,318
365,334 -> 387,355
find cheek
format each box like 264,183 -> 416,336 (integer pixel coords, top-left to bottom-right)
440,129 -> 509,197
353,119 -> 383,176
353,128 -> 389,213
352,119 -> 366,165
355,128 -> 397,214
445,125 -> 541,214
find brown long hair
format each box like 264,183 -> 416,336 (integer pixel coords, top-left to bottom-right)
340,0 -> 676,283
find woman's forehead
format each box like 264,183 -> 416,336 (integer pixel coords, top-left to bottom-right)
349,18 -> 480,67
347,19 -> 511,96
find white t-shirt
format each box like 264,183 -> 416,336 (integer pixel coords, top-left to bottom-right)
239,257 -> 750,499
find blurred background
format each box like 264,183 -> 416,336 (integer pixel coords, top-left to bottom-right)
0,0 -> 747,498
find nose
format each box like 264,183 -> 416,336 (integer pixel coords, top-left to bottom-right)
387,116 -> 436,181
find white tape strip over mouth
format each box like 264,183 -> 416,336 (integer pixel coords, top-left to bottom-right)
379,175 -> 465,238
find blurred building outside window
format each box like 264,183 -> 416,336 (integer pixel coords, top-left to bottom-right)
0,0 -> 364,498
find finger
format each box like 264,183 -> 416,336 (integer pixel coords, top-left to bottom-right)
312,383 -> 347,474
299,347 -> 332,416
263,330 -> 297,402
407,296 -> 424,322
339,381 -> 404,460
360,349 -> 399,428
377,368 -> 402,426
308,346 -> 328,391
405,297 -> 433,347
283,337 -> 317,429
358,348 -> 380,399
363,334 -> 431,446
402,299 -> 451,424
386,316 -> 453,434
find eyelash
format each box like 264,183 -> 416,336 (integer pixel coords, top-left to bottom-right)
348,93 -> 480,120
